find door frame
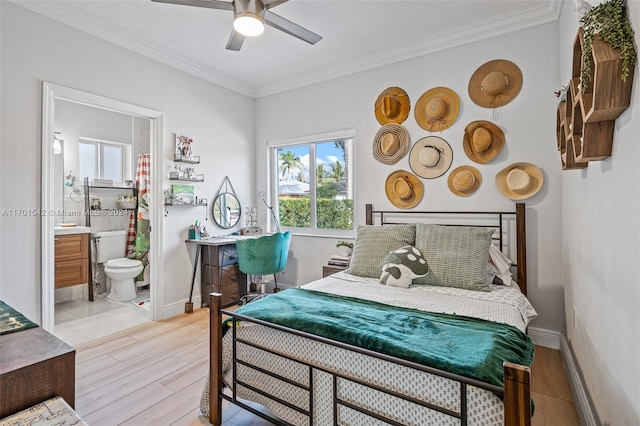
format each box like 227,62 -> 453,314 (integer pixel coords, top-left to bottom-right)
41,82 -> 164,331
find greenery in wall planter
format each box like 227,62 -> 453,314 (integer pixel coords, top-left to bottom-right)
580,0 -> 637,92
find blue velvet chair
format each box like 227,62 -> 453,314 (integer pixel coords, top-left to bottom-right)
235,231 -> 291,299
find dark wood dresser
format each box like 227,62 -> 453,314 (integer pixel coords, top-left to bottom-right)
0,327 -> 75,418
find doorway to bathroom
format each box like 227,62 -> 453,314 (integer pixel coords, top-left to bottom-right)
42,82 -> 164,346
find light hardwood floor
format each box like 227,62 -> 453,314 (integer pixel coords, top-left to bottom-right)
74,308 -> 579,425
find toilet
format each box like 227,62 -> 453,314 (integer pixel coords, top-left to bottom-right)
93,230 -> 143,302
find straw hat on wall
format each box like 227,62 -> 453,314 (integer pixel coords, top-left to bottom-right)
372,124 -> 410,165
463,120 -> 505,164
385,170 -> 424,209
495,162 -> 544,200
409,136 -> 453,179
414,87 -> 459,132
448,166 -> 482,197
375,87 -> 411,125
468,59 -> 523,108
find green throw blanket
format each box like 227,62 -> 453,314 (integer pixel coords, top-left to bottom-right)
0,300 -> 38,335
224,288 -> 534,388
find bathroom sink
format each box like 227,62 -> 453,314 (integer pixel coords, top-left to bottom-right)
54,225 -> 91,235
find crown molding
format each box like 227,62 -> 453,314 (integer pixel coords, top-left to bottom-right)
14,0 -> 561,99
254,1 -> 563,97
12,1 -> 255,97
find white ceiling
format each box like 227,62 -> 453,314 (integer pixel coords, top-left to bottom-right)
16,0 -> 562,98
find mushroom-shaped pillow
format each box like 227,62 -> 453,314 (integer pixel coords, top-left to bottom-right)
380,246 -> 429,288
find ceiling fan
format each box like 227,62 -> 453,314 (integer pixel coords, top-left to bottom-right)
151,0 -> 322,51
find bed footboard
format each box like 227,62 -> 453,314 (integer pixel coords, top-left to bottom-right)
504,362 -> 532,426
208,293 -> 532,426
209,292 -> 223,426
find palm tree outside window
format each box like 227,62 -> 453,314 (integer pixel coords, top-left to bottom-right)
269,133 -> 354,235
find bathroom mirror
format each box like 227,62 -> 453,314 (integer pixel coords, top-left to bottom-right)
212,193 -> 241,229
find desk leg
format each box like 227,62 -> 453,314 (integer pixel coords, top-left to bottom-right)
185,244 -> 201,314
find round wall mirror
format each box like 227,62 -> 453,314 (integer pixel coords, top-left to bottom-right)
212,192 -> 241,229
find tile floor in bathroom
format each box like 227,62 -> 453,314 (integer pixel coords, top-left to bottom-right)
54,288 -> 152,347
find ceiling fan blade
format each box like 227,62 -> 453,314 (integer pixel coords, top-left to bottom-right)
150,0 -> 233,11
261,0 -> 289,9
226,29 -> 245,51
264,10 -> 322,45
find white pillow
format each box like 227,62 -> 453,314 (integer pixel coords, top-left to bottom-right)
487,244 -> 513,285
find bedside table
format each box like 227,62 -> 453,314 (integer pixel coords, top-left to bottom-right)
323,264 -> 347,277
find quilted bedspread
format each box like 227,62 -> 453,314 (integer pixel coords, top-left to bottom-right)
225,287 -> 535,387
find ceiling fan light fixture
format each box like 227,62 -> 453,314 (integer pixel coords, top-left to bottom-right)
232,0 -> 266,37
234,13 -> 264,36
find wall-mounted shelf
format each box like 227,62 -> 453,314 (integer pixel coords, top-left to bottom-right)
174,154 -> 200,164
89,185 -> 135,190
169,173 -> 204,182
164,201 -> 208,219
556,95 -> 588,170
557,27 -> 635,168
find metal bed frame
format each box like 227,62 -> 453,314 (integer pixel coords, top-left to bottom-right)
208,203 -> 531,426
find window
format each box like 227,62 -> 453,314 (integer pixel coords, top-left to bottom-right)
269,131 -> 354,236
78,138 -> 131,183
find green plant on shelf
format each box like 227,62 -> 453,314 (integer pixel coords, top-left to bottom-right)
580,0 -> 636,92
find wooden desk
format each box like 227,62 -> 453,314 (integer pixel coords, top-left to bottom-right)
185,237 -> 256,311
0,327 -> 75,418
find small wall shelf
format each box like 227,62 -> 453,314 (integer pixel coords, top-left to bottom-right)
556,27 -> 635,168
169,172 -> 204,182
173,154 -> 200,164
164,201 -> 208,219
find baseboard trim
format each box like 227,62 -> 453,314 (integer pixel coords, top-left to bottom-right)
162,296 -> 202,319
560,335 -> 597,426
527,326 -> 561,349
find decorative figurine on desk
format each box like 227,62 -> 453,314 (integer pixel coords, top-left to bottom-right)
240,206 -> 262,235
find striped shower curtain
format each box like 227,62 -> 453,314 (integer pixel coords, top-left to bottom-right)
126,154 -> 151,281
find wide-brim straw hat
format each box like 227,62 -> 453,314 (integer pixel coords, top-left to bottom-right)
448,165 -> 482,197
385,170 -> 424,209
414,87 -> 459,132
463,120 -> 505,164
409,136 -> 453,179
495,162 -> 544,200
375,87 -> 411,125
373,124 -> 410,165
468,59 -> 523,108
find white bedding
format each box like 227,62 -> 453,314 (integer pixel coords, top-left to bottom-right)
201,273 -> 537,425
301,271 -> 537,332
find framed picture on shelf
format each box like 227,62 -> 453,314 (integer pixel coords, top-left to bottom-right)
171,184 -> 195,204
175,134 -> 194,158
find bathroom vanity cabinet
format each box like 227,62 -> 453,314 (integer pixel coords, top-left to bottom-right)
200,243 -> 247,307
54,233 -> 92,301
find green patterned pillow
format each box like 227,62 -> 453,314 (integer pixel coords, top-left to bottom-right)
413,224 -> 494,291
345,224 -> 416,278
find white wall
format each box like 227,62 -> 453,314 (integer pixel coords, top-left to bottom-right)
0,3 -> 255,322
56,99 -> 136,223
558,1 -> 640,424
256,22 -> 565,333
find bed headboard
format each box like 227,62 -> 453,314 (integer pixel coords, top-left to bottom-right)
365,203 -> 527,295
